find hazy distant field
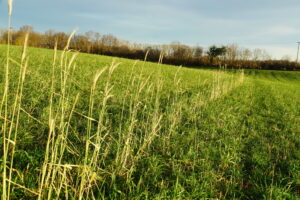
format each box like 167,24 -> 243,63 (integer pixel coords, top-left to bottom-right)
1,45 -> 300,199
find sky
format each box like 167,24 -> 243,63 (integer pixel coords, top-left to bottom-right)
0,0 -> 300,59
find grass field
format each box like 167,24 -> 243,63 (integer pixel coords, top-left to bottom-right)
1,44 -> 300,199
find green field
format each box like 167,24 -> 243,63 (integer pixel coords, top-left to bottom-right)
1,44 -> 300,199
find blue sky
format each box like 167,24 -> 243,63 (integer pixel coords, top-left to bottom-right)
0,0 -> 300,59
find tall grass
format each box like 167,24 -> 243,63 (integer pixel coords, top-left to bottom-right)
1,1 -> 300,199
0,2 -> 244,197
0,37 -> 244,199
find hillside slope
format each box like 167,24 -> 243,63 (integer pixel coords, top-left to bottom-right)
0,45 -> 300,199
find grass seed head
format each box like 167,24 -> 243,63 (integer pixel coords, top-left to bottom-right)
8,0 -> 13,16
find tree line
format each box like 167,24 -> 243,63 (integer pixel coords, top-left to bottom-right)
0,25 -> 299,70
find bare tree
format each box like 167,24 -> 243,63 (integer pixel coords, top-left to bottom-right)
101,34 -> 118,47
193,46 -> 203,58
226,43 -> 239,62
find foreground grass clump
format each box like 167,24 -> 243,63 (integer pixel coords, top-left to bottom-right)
0,44 -> 300,199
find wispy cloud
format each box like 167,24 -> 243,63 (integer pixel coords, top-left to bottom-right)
258,26 -> 300,36
1,0 -> 300,59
